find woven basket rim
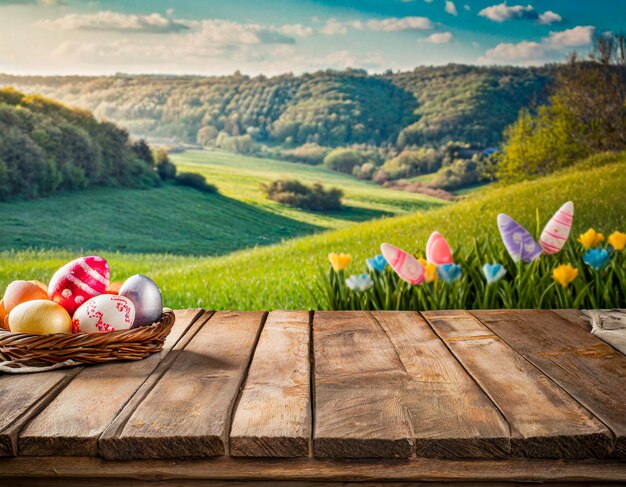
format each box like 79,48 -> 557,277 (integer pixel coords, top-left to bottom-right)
0,308 -> 174,340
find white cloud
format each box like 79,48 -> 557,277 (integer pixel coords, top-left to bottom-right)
38,11 -> 190,33
445,1 -> 458,16
0,0 -> 65,5
479,3 -> 536,22
464,5 -> 471,11
425,32 -> 453,44
321,16 -> 433,35
538,10 -> 562,25
165,8 -> 175,16
478,26 -> 595,65
546,25 -> 594,48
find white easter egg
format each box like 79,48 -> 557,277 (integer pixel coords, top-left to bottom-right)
539,201 -> 574,255
72,294 -> 135,333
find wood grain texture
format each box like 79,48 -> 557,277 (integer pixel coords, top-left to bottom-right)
0,456 -> 625,483
230,311 -> 311,458
99,311 -> 214,460
100,311 -> 265,460
0,367 -> 83,457
371,311 -> 510,458
18,309 -> 204,457
552,309 -> 592,331
423,310 -> 613,459
472,309 -> 626,458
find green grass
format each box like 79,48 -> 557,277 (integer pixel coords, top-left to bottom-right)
172,150 -> 445,229
0,150 -> 444,255
1,154 -> 624,310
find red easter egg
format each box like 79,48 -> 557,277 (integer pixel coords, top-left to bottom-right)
48,256 -> 110,315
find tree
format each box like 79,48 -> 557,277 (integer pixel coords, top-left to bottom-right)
323,148 -> 363,174
155,149 -> 177,181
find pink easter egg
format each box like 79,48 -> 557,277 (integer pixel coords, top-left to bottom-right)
380,243 -> 425,285
48,256 -> 110,315
425,231 -> 453,265
539,201 -> 574,255
72,294 -> 135,333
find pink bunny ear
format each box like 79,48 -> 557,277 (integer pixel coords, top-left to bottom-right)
539,201 -> 574,255
497,213 -> 542,263
426,231 -> 453,265
381,243 -> 425,285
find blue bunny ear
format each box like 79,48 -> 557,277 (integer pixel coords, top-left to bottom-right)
497,213 -> 542,263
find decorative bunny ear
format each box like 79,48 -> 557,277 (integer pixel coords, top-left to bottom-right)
539,201 -> 574,255
380,243 -> 425,285
426,231 -> 453,265
497,214 -> 542,263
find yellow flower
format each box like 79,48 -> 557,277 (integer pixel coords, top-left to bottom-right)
328,252 -> 351,272
552,264 -> 578,288
577,228 -> 604,249
418,257 -> 438,284
608,231 -> 626,251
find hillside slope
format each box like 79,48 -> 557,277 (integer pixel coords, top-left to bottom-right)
1,153 -> 624,309
0,65 -> 550,148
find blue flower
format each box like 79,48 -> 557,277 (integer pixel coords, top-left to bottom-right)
346,273 -> 374,292
436,263 -> 462,284
366,254 -> 388,272
482,263 -> 507,284
583,247 -> 610,270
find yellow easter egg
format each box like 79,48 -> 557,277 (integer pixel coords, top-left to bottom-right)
7,300 -> 72,335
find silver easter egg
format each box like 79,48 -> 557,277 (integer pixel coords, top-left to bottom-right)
119,274 -> 163,328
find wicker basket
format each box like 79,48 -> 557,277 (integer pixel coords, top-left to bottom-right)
0,309 -> 175,373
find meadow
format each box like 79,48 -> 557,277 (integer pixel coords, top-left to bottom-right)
1,152 -> 624,310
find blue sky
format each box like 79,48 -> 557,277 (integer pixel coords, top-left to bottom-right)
0,0 -> 622,75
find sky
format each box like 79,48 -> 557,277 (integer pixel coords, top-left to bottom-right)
0,0 -> 623,76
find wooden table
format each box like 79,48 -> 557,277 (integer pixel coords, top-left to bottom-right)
1,309 -> 625,485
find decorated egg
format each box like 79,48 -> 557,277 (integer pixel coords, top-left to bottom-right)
30,280 -> 49,293
0,299 -> 8,331
48,256 -> 110,315
381,243 -> 425,285
119,275 -> 163,328
72,294 -> 135,333
3,280 -> 49,314
539,201 -> 574,255
497,214 -> 542,263
8,300 -> 72,335
105,281 -> 124,295
425,231 -> 453,265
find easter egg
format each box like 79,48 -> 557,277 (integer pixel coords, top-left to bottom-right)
3,280 -> 49,314
497,214 -> 542,263
539,201 -> 574,255
381,243 -> 425,285
0,299 -> 8,331
105,281 -> 124,295
119,275 -> 163,328
7,300 -> 72,335
72,295 -> 135,333
30,280 -> 49,293
48,256 -> 110,315
426,231 -> 453,265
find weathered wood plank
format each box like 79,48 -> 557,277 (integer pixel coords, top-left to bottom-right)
18,309 -> 204,457
0,367 -> 83,457
229,310 -> 311,457
313,311 -> 413,458
552,309 -> 591,331
472,309 -> 626,458
371,311 -> 510,458
313,311 -> 509,458
100,311 -> 265,460
423,310 -> 613,459
1,456 -> 626,483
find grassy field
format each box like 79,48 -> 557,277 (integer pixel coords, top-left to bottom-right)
0,150 -> 444,255
172,150 -> 445,229
1,153 -> 624,310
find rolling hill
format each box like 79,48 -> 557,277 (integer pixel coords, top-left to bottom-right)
0,150 -> 444,255
0,65 -> 550,149
1,152 -> 624,310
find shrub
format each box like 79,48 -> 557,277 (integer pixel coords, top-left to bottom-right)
155,149 -> 177,181
262,179 -> 342,211
174,172 -> 217,193
280,143 -> 329,165
323,148 -> 363,174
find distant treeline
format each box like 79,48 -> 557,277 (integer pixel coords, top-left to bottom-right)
0,88 -> 159,199
0,64 -> 551,150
